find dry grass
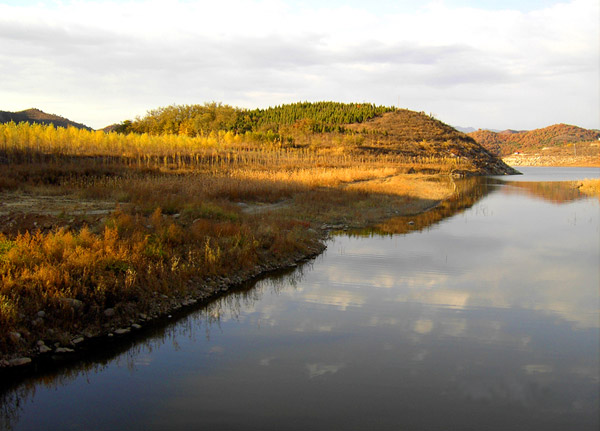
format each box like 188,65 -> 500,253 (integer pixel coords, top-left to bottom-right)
0,122 -> 466,359
577,178 -> 600,198
0,206 -> 319,353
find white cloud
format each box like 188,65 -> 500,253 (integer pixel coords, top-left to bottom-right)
0,0 -> 597,129
306,362 -> 345,378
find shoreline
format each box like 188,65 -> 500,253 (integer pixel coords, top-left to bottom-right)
0,238 -> 327,377
0,185 -> 457,376
502,155 -> 600,168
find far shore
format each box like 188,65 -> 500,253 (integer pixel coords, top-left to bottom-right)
503,155 -> 600,168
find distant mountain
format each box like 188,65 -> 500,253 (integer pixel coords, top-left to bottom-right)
468,124 -> 600,156
0,108 -> 92,130
101,124 -> 121,133
454,126 -> 503,134
454,126 -> 477,133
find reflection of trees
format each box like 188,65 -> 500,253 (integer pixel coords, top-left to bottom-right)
200,264 -> 308,332
0,359 -> 109,430
1,389 -> 23,431
345,176 -> 590,237
0,260 -> 311,430
349,177 -> 494,236
499,180 -> 586,204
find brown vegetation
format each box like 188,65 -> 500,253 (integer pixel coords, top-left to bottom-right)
577,179 -> 600,198
0,118 -> 489,364
344,110 -> 517,175
469,124 -> 600,158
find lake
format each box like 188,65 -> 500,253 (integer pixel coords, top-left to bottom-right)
1,167 -> 599,431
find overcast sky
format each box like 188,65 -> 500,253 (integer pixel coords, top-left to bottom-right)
0,0 -> 598,130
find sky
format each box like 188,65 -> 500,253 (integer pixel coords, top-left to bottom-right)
0,0 -> 598,130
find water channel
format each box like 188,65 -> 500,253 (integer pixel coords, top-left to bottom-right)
1,167 -> 599,430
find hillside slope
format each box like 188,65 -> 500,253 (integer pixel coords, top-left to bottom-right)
345,110 -> 518,175
0,108 -> 92,130
469,124 -> 600,156
118,103 -> 517,175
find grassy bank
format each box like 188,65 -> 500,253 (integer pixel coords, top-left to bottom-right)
1,121 -> 470,365
577,178 -> 600,198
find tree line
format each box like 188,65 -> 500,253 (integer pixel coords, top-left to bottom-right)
114,102 -> 396,138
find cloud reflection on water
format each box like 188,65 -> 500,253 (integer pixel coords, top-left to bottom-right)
1,173 -> 598,431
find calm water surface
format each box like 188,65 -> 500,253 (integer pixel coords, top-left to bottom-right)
1,168 -> 599,430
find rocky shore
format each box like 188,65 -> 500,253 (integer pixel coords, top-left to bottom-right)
0,238 -> 327,373
502,154 -> 600,167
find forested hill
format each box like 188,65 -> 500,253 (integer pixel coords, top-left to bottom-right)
114,102 -> 517,175
113,102 -> 396,136
250,102 -> 395,132
469,124 -> 600,156
0,108 -> 92,130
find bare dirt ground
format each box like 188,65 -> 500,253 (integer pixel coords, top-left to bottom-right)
0,192 -> 120,235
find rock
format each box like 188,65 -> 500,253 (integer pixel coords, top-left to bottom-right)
172,213 -> 181,218
9,357 -> 31,367
8,332 -> 21,344
72,337 -> 85,344
55,347 -> 74,353
37,310 -> 46,318
32,317 -> 44,327
39,345 -> 52,354
61,298 -> 83,309
131,324 -> 142,329
408,221 -> 415,225
139,313 -> 148,320
37,340 -> 46,346
0,359 -> 9,367
103,308 -> 115,318
114,328 -> 130,335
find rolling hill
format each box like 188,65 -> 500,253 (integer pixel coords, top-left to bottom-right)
0,103 -> 517,175
343,109 -> 518,175
469,124 -> 600,156
0,108 -> 92,130
118,102 -> 518,175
